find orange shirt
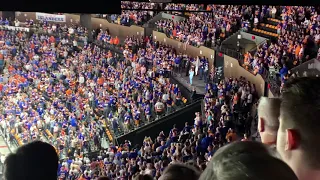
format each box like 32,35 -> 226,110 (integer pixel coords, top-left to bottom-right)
114,37 -> 119,45
78,175 -> 86,180
66,89 -> 72,96
109,38 -> 114,44
8,66 -> 14,73
295,46 -> 301,56
133,54 -> 138,61
173,29 -> 177,37
97,77 -> 104,85
50,36 -> 55,43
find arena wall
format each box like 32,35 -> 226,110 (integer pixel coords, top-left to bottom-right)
15,12 -> 145,40
224,55 -> 265,97
152,31 -> 266,96
152,31 -> 215,69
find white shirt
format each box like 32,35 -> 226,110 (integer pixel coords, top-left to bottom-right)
247,93 -> 253,103
14,20 -> 20,27
0,154 -> 5,163
162,93 -> 169,101
79,76 -> 84,84
73,40 -> 78,47
241,90 -> 247,100
53,126 -> 59,133
69,28 -> 74,34
52,25 -> 56,31
155,102 -> 165,112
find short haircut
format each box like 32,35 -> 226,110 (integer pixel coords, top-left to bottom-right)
199,141 -> 298,180
280,77 -> 320,167
4,141 -> 59,180
159,163 -> 200,180
98,177 -> 111,180
258,97 -> 281,131
133,174 -> 153,180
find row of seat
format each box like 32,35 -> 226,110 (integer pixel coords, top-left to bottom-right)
14,134 -> 23,146
260,23 -> 277,30
252,28 -> 279,37
267,18 -> 281,23
102,120 -> 113,142
106,127 -> 113,142
46,129 -> 53,139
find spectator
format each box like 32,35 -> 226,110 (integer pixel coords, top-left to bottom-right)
155,100 -> 165,119
199,141 -> 298,180
189,67 -> 194,85
134,174 -> 153,180
156,5 -> 254,47
277,77 -> 320,180
4,141 -> 58,180
257,97 -> 281,146
159,163 -> 200,180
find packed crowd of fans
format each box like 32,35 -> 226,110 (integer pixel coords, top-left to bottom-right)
0,22 -> 103,159
121,1 -> 159,10
54,75 -> 257,179
1,6 -> 320,180
0,16 -> 256,180
243,6 -> 319,85
164,4 -> 206,11
0,18 -> 194,163
109,10 -> 154,26
156,5 -> 255,47
7,75 -> 320,180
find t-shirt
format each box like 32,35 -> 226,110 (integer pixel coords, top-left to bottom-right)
155,102 -> 165,112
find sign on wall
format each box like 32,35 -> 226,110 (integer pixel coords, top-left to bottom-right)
0,25 -> 29,32
36,12 -> 66,23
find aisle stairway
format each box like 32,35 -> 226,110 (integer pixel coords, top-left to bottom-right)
251,17 -> 282,39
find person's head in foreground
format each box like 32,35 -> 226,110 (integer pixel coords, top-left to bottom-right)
277,77 -> 320,180
4,141 -> 59,180
199,141 -> 298,180
159,163 -> 200,180
133,174 -> 153,180
258,97 -> 281,145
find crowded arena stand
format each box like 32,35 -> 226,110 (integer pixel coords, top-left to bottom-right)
109,11 -> 155,26
244,6 -> 319,91
97,1 -> 160,26
0,3 -> 319,180
121,1 -> 160,10
156,5 -> 255,47
164,4 -> 206,11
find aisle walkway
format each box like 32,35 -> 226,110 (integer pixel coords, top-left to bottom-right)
0,136 -> 12,156
171,71 -> 206,95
